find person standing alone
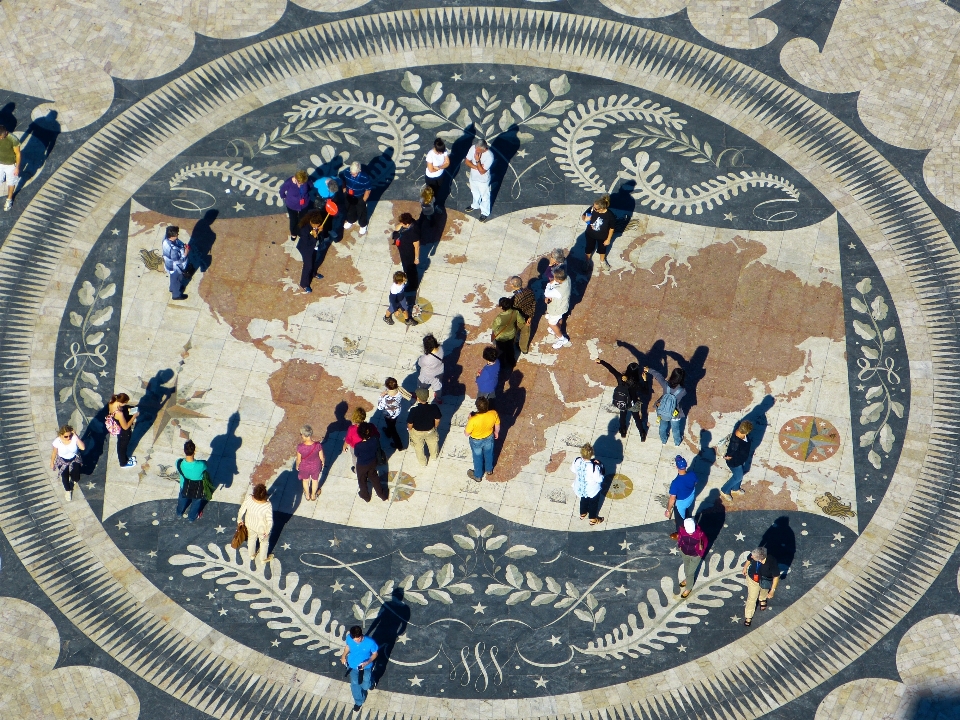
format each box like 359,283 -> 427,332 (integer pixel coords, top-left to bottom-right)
571,443 -> 605,526
341,161 -> 372,235
742,546 -> 779,626
162,226 -> 191,301
424,137 -> 450,210
581,194 -> 615,271
676,517 -> 707,598
0,126 -> 20,212
464,138 -> 494,221
341,625 -> 379,712
392,213 -> 421,295
464,397 -> 499,482
51,425 -> 84,502
720,421 -> 754,501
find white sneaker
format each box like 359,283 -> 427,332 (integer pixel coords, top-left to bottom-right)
64,490 -> 72,502
359,226 -> 367,236
343,222 -> 353,230
552,337 -> 571,349
3,199 -> 11,211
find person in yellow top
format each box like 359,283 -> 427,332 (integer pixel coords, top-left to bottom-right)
464,397 -> 500,482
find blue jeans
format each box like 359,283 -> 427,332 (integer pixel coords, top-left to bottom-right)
469,434 -> 495,477
674,493 -> 694,531
721,465 -> 745,494
350,666 -> 372,706
168,268 -> 185,299
176,490 -> 204,522
658,417 -> 683,445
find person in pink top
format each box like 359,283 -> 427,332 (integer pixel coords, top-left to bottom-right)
343,407 -> 378,472
296,424 -> 325,501
676,517 -> 708,598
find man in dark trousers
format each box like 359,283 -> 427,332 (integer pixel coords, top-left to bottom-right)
506,276 -> 537,354
720,420 -> 753,501
595,357 -> 650,440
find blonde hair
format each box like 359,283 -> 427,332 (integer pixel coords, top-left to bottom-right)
58,425 -> 75,437
594,194 -> 611,211
580,443 -> 594,459
294,170 -> 308,183
351,407 -> 367,424
421,186 -> 434,203
737,421 -> 753,435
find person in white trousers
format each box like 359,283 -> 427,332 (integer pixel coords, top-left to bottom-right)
237,483 -> 274,567
464,138 -> 494,220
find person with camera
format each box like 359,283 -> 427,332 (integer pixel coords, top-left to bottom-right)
742,546 -> 780,626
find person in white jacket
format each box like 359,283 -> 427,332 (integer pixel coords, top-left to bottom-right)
237,484 -> 274,567
571,443 -> 605,526
544,267 -> 572,350
417,333 -> 444,403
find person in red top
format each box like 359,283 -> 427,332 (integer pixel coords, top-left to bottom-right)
676,517 -> 708,598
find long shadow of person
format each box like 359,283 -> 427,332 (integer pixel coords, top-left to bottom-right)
268,465 -> 301,555
760,515 -> 796,578
80,405 -> 109,475
488,126 -> 520,217
187,209 -> 219,273
364,148 -> 395,222
209,412 -> 242,489
610,178 -> 637,244
694,488 -> 726,552
368,588 -> 412,688
17,110 -> 60,195
691,429 -> 715,493
666,345 -> 709,421
319,401 -> 349,486
739,395 -> 775,474
128,368 -> 175,457
492,369 -> 526,462
593,418 -> 625,517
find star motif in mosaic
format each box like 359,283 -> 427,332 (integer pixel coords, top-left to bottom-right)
619,540 -> 632,550
472,602 -> 486,614
396,634 -> 409,645
535,677 -> 549,688
147,550 -> 157,558
330,580 -> 344,593
779,416 -> 841,463
271,639 -> 280,647
215,525 -> 225,534
548,635 -> 562,646
408,676 -> 423,687
735,532 -> 745,541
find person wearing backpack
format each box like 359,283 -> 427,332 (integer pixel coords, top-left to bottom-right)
676,517 -> 708,598
175,440 -> 209,522
648,366 -> 687,445
595,358 -> 648,440
571,443 -> 605,526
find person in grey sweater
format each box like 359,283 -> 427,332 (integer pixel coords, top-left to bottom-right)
417,334 -> 444,403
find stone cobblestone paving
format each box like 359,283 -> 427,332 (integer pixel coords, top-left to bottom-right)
0,1 -> 958,719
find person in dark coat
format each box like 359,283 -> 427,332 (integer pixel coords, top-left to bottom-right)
721,421 -> 754,500
296,210 -> 334,294
392,212 -> 421,294
595,357 -> 650,440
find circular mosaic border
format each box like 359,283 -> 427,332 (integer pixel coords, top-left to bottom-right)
0,8 -> 954,719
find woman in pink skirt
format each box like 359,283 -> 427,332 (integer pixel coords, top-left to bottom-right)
296,425 -> 325,501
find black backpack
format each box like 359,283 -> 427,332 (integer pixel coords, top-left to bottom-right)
612,383 -> 631,411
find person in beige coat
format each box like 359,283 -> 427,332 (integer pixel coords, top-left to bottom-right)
237,484 -> 274,566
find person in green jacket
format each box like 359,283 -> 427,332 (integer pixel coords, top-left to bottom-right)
176,440 -> 210,522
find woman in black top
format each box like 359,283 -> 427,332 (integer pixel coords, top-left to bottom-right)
595,358 -> 651,440
107,393 -> 137,468
393,212 -> 421,294
296,210 -> 330,294
581,194 -> 616,269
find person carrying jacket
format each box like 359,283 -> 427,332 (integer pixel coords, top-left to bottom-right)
595,357 -> 650,440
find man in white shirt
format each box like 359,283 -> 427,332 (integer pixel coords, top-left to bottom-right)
464,138 -> 494,221
543,267 -> 572,349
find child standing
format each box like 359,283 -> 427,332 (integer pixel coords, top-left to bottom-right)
377,377 -> 405,450
384,271 -> 417,326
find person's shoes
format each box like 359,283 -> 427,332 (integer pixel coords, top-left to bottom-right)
619,431 -> 627,439
485,472 -> 494,480
343,222 -> 354,229
669,532 -> 679,540
479,214 -> 490,222
383,314 -> 395,325
300,286 -> 313,294
64,490 -> 72,502
182,513 -> 188,519
353,705 -> 362,713
197,510 -> 203,519
589,517 -> 605,526
315,273 -> 324,280
359,226 -> 368,236
130,456 -> 136,463
172,294 -> 188,301
405,317 -> 418,326
552,337 -> 571,349
122,459 -> 137,469
720,492 -> 733,502
464,205 -> 478,213
731,490 -> 746,497
3,199 -> 11,212
640,432 -> 647,442
467,470 -> 483,482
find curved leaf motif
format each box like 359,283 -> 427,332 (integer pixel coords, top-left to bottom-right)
424,543 -> 457,557
853,320 -> 876,340
549,74 -> 571,96
453,534 -> 475,550
427,589 -> 453,604
503,545 -> 537,559
446,583 -> 475,595
525,572 -> 543,592
879,424 -> 895,453
94,263 -> 111,280
79,387 -> 102,409
485,583 -> 514,596
856,278 -> 873,294
505,564 -> 524,589
851,297 -> 868,313
424,82 -> 443,105
401,71 -> 422,94
416,570 -> 434,590
77,281 -> 96,306
440,94 -> 460,118
89,306 -> 113,327
506,590 -> 532,605
528,84 -> 549,106
485,535 -> 508,551
860,402 -> 884,425
436,563 -> 454,588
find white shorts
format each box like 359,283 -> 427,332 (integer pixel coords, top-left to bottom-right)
0,165 -> 19,187
545,313 -> 564,325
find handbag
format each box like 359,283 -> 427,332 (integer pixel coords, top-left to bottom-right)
104,414 -> 121,435
231,524 -> 248,550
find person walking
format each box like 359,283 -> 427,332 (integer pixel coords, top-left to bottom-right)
491,297 -> 523,371
720,421 -> 754,501
665,455 -> 696,540
463,138 -> 494,221
377,377 -> 404,450
581,194 -> 616,271
343,408 -> 373,473
296,425 -> 324,501
354,423 -> 388,502
51,424 -> 84,502
392,213 -> 421,295
571,443 -> 605,526
237,483 -> 274,568
295,211 -> 328,294
383,271 -> 416,326
417,334 -> 444,403
475,346 -> 500,403
341,161 -> 372,235
279,170 -> 310,240
677,517 -> 708,598
464,397 -> 499,481
161,225 -> 190,301
107,393 -> 137,469
595,357 -> 647,440
543,267 -> 572,349
341,625 -> 379,712
649,366 -> 687,445
0,126 -> 21,212
505,276 -> 536,354
742,546 -> 780,626
424,137 -> 450,210
175,440 -> 209,522
406,388 -> 442,466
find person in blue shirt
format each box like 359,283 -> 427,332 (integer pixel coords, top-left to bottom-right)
340,161 -> 373,235
161,225 -> 190,300
475,346 -> 500,403
664,455 -> 697,539
340,625 -> 379,711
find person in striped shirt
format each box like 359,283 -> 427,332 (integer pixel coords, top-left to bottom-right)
340,161 -> 372,235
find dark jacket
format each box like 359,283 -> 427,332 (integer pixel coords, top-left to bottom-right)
725,433 -> 752,469
512,287 -> 536,320
597,360 -> 651,402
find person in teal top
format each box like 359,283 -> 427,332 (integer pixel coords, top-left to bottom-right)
176,440 -> 209,522
341,625 -> 379,711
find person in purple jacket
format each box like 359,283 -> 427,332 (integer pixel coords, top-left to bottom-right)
676,517 -> 708,598
279,170 -> 310,241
